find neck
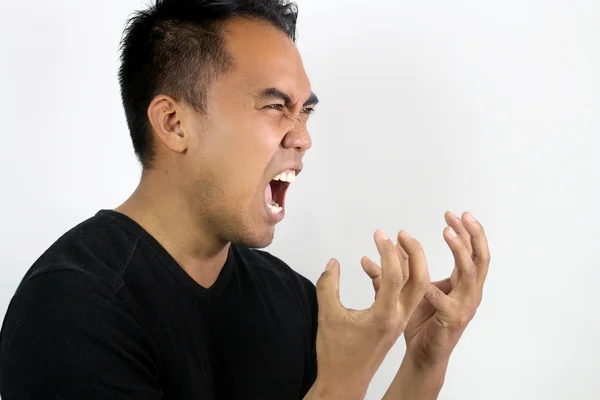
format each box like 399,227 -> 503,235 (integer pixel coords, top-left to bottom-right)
115,170 -> 230,288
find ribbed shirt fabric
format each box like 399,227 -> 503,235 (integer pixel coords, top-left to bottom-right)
0,210 -> 318,399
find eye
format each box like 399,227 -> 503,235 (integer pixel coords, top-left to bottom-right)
266,104 -> 284,111
301,107 -> 315,115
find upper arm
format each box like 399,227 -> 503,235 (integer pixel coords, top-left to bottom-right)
0,270 -> 162,400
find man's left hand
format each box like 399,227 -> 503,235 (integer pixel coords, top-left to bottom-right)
361,211 -> 491,371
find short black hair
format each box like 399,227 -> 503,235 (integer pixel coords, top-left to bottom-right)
118,0 -> 299,169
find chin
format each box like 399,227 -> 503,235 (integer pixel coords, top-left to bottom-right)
228,224 -> 275,249
247,229 -> 276,249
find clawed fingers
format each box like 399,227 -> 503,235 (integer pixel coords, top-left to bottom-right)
444,225 -> 477,295
444,211 -> 491,304
396,232 -> 410,283
315,258 -> 344,316
361,229 -> 415,301
445,211 -> 473,257
361,256 -> 381,280
372,230 -> 430,318
432,278 -> 453,295
460,212 -> 491,288
372,230 -> 404,314
395,231 -> 430,309
361,256 -> 382,297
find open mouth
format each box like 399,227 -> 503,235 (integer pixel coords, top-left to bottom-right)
265,169 -> 297,215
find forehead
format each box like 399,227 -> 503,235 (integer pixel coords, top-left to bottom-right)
220,17 -> 312,99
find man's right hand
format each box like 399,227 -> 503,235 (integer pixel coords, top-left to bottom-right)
306,230 -> 430,400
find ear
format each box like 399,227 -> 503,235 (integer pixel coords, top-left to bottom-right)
147,95 -> 188,155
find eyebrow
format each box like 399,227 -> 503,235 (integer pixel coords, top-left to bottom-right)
257,87 -> 320,108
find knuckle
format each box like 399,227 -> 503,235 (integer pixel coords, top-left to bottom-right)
376,316 -> 406,339
318,311 -> 336,326
411,272 -> 429,287
373,306 -> 398,325
454,306 -> 476,329
316,271 -> 329,286
431,286 -> 443,301
394,319 -> 407,335
458,313 -> 473,329
315,278 -> 324,291
464,264 -> 477,279
405,239 -> 423,254
317,311 -> 329,325
476,295 -> 483,307
379,316 -> 397,333
373,312 -> 394,331
388,275 -> 404,291
381,240 -> 395,253
480,253 -> 491,265
372,280 -> 381,292
315,282 -> 328,296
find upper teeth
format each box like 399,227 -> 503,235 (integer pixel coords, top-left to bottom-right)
273,170 -> 296,183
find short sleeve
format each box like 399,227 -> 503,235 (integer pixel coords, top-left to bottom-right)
0,269 -> 163,400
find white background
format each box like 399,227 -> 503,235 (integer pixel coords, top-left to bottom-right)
1,0 -> 599,399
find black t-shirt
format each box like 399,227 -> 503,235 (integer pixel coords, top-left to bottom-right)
0,210 -> 318,399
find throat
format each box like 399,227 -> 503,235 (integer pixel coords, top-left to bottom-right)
173,243 -> 232,289
269,180 -> 289,207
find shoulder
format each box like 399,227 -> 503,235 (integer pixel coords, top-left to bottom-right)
0,268 -> 161,398
5,210 -> 157,342
19,211 -> 140,294
1,268 -> 159,367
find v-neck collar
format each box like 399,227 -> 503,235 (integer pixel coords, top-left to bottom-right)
97,209 -> 235,300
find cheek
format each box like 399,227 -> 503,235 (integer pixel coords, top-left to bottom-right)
232,118 -> 282,170
213,120 -> 282,202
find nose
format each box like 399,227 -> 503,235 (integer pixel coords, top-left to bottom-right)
282,124 -> 312,153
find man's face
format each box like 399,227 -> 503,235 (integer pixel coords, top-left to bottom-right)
182,18 -> 316,248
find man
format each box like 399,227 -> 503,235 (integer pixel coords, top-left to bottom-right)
0,0 -> 490,399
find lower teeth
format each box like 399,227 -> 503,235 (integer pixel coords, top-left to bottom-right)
268,201 -> 283,214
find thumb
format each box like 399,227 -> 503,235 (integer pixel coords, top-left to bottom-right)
432,277 -> 453,295
315,258 -> 343,314
423,283 -> 452,313
360,256 -> 381,280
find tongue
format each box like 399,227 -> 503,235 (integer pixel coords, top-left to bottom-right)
265,183 -> 273,205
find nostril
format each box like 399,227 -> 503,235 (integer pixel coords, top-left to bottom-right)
282,128 -> 311,151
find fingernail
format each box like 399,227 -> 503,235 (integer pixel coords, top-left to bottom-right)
400,230 -> 412,238
448,227 -> 459,239
325,258 -> 335,271
466,212 -> 477,223
375,230 -> 389,241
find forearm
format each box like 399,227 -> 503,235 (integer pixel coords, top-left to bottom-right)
382,357 -> 448,400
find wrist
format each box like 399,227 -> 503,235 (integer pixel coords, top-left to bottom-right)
401,354 -> 449,378
382,356 -> 448,400
304,377 -> 368,400
398,356 -> 448,397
